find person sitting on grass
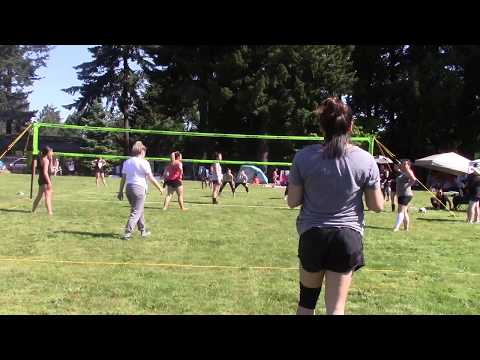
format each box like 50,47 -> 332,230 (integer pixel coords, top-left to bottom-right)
219,168 -> 236,197
430,188 -> 452,210
163,151 -> 187,211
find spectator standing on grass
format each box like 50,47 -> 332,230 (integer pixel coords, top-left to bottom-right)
92,157 -> 107,187
466,163 -> 480,223
287,97 -> 383,315
117,141 -> 163,240
393,160 -> 417,232
380,165 -> 391,202
388,165 -> 398,212
67,160 -> 75,175
32,146 -> 54,216
272,168 -> 280,186
283,170 -> 290,200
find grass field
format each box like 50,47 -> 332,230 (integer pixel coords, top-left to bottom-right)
0,173 -> 479,314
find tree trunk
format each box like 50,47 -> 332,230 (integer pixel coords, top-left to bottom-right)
6,119 -> 12,135
257,117 -> 269,174
122,53 -> 130,156
122,105 -> 130,156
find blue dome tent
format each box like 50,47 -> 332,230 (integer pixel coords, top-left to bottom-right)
238,165 -> 268,184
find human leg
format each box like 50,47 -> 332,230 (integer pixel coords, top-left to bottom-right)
403,206 -> 410,230
394,204 -> 406,231
324,270 -> 354,315
176,186 -> 187,210
125,185 -> 146,236
297,264 -> 325,315
32,185 -> 45,213
163,185 -> 176,210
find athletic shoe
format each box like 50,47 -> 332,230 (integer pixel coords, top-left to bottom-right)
141,230 -> 151,238
121,233 -> 132,240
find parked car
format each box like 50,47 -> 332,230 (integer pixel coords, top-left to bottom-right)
7,157 -> 28,173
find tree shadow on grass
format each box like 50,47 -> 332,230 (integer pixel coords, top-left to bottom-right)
416,218 -> 464,223
53,230 -> 119,238
0,208 -> 31,214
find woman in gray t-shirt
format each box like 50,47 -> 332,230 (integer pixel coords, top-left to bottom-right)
287,97 -> 384,315
393,160 -> 417,232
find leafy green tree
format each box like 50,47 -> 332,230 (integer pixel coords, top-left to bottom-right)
142,45 -> 356,167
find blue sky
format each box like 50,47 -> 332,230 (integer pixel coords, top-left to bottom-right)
28,45 -> 95,121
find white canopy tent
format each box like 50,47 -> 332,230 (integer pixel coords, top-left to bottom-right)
414,152 -> 471,176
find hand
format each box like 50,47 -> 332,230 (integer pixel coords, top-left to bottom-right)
159,187 -> 164,195
117,192 -> 124,201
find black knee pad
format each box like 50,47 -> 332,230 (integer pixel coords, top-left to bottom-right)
298,282 -> 321,310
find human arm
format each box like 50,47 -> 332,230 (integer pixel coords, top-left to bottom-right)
287,157 -> 303,208
404,165 -> 418,185
147,173 -> 163,194
364,160 -> 384,212
287,183 -> 303,208
117,174 -> 126,200
364,188 -> 384,212
43,158 -> 52,189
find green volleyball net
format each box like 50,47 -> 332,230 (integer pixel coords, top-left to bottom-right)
32,122 -> 375,172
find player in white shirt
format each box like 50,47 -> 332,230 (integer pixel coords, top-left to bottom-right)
118,141 -> 163,240
211,152 -> 223,204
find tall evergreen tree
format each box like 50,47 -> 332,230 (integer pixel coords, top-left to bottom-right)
0,45 -> 50,134
64,45 -> 147,155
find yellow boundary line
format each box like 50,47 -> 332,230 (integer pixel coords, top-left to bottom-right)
0,256 -> 478,276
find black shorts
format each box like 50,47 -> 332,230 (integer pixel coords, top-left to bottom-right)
298,227 -> 364,273
38,177 -> 48,186
165,179 -> 182,188
397,195 -> 413,206
212,180 -> 222,186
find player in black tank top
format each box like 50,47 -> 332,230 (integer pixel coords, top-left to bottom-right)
32,146 -> 54,215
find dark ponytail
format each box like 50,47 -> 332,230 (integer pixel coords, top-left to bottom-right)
41,146 -> 52,157
314,97 -> 353,159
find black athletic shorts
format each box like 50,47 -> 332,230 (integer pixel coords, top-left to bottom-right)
397,195 -> 413,206
165,179 -> 182,188
298,227 -> 364,273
